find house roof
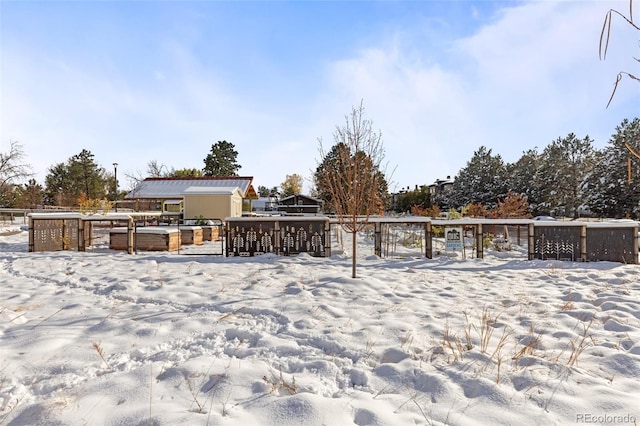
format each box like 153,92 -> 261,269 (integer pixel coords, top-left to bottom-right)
125,177 -> 257,199
278,194 -> 324,204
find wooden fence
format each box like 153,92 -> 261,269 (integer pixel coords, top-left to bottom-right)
23,213 -> 639,264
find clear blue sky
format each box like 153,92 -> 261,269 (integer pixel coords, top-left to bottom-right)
2,0 -> 638,193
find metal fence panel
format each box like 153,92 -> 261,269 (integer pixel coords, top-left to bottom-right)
586,227 -> 636,263
533,226 -> 582,261
227,218 -> 330,257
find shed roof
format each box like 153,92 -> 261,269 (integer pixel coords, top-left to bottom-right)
125,177 -> 256,199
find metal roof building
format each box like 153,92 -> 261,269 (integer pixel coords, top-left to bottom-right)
125,177 -> 257,200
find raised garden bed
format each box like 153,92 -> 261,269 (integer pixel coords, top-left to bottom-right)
201,225 -> 220,242
110,227 -> 180,251
178,225 -> 203,245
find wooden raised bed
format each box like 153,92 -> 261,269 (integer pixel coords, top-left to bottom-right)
110,227 -> 181,251
179,225 -> 203,245
201,225 -> 220,242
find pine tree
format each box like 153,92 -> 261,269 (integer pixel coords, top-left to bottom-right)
44,149 -> 109,206
584,118 -> 640,218
449,146 -> 508,210
538,134 -> 596,218
203,140 -> 240,176
506,149 -> 545,215
394,186 -> 431,213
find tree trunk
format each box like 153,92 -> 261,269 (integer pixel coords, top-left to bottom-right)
351,230 -> 357,278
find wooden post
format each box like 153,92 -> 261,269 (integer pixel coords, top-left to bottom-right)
476,223 -> 483,259
425,221 -> 432,259
528,223 -> 535,260
127,218 -> 134,255
274,220 -> 281,255
62,220 -> 67,250
225,222 -> 230,257
374,222 -> 382,257
324,219 -> 331,257
580,225 -> 587,262
78,219 -> 85,252
633,225 -> 639,265
28,216 -> 34,252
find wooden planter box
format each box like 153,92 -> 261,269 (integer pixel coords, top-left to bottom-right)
110,227 -> 181,251
202,225 -> 220,242
179,226 -> 203,245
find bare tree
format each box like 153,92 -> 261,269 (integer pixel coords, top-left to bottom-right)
146,160 -> 171,178
0,140 -> 33,205
317,103 -> 389,278
123,160 -> 171,195
600,0 -> 640,107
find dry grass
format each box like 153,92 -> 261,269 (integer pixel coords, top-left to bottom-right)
262,367 -> 297,395
91,342 -> 111,370
512,324 -> 542,367
567,319 -> 594,367
476,307 -> 501,354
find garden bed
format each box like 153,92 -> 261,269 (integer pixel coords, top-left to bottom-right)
178,225 -> 203,245
110,227 -> 181,251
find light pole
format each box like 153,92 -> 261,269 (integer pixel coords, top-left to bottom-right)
113,163 -> 118,212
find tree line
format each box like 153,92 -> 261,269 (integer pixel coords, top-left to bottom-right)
0,140 -> 306,208
1,118 -> 638,219
392,118 -> 639,219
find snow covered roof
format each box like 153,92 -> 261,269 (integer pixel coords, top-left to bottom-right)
125,177 -> 255,199
182,186 -> 243,196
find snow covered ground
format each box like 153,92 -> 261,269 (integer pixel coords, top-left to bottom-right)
1,220 -> 639,425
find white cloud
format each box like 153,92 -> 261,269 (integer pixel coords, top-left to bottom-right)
316,0 -> 639,189
2,0 -> 637,195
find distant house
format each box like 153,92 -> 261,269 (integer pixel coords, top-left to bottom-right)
276,194 -> 324,215
124,177 -> 258,219
428,176 -> 454,197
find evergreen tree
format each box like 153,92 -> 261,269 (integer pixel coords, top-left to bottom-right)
394,185 -> 431,213
506,149 -> 545,215
257,185 -> 279,197
69,149 -> 108,199
14,179 -> 43,208
449,146 -> 508,210
314,142 -> 388,214
203,140 -> 240,176
538,134 -> 596,218
584,118 -> 640,218
44,149 -> 109,206
313,143 -> 348,212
